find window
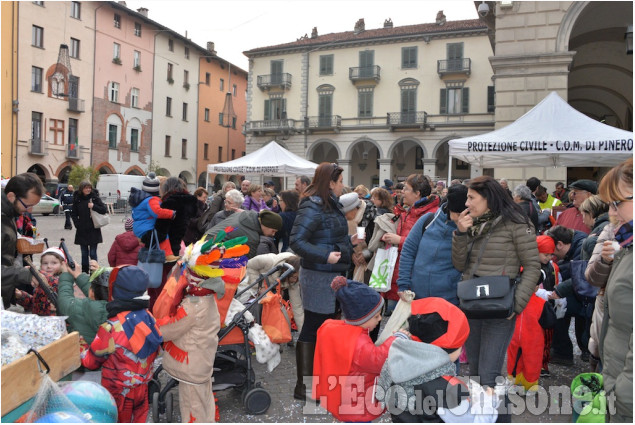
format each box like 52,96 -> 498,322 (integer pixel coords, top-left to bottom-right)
232,117 -> 237,129
31,112 -> 43,142
218,112 -> 224,125
231,149 -> 236,160
167,63 -> 173,81
113,13 -> 121,28
182,102 -> 188,121
70,1 -> 80,19
359,50 -> 374,77
181,139 -> 187,159
218,146 -> 222,162
32,25 -> 43,48
270,60 -> 283,84
319,54 -> 334,75
318,93 -> 333,126
184,47 -> 189,59
401,46 -> 417,69
168,39 -> 174,51
219,79 -> 224,91
70,38 -> 80,59
130,128 -> 139,152
133,50 -> 140,68
68,118 -> 78,157
49,119 -> 64,145
487,86 -> 495,113
358,87 -> 373,118
108,124 -> 117,149
205,72 -> 210,85
233,84 -> 237,96
183,70 -> 189,85
108,81 -> 119,103
440,85 -> 469,114
203,143 -> 209,160
113,43 -> 120,60
166,97 -> 172,116
134,22 -> 142,37
131,88 -> 139,108
446,43 -> 464,71
204,108 -> 210,122
164,135 -> 171,156
263,97 -> 286,120
33,1 -> 43,6
31,66 -> 43,92
400,87 -> 417,123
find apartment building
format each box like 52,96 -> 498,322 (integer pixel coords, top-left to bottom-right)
15,1 -> 96,189
244,13 -> 494,188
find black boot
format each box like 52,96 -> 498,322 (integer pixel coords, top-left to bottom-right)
293,341 -> 315,401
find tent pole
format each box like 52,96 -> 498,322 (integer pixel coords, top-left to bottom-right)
206,172 -> 209,192
448,155 -> 452,184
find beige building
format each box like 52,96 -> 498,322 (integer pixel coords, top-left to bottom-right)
244,13 -> 495,188
15,1 -> 96,190
1,2 -> 18,178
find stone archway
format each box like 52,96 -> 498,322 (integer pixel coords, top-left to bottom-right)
27,164 -> 48,183
307,139 -> 340,163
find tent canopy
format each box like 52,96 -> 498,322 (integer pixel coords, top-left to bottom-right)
207,141 -> 318,176
448,92 -> 633,168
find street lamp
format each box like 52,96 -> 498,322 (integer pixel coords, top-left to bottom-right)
626,25 -> 633,55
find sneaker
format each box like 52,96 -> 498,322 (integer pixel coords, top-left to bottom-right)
580,352 -> 590,362
540,369 -> 550,377
550,354 -> 574,366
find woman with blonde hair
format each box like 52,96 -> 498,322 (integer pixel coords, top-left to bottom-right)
242,183 -> 270,212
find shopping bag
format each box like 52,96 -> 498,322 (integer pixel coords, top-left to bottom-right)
571,372 -> 606,423
90,208 -> 110,228
137,229 -> 166,288
368,246 -> 398,292
260,289 -> 292,344
376,290 -> 415,345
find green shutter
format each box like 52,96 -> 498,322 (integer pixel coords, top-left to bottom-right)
264,99 -> 270,120
487,86 -> 495,113
440,89 -> 447,114
462,87 -> 469,113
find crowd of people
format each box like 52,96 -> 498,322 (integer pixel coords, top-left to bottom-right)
0,158 -> 632,423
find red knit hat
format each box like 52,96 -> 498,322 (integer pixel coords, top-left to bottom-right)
409,297 -> 469,352
536,235 -> 556,254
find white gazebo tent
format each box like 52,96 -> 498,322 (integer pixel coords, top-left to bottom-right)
206,141 -> 318,188
448,92 -> 633,181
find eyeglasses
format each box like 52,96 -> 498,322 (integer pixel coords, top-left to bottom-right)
18,197 -> 37,209
610,196 -> 633,210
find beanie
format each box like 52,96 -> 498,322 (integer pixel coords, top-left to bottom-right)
124,217 -> 134,232
108,265 -> 150,301
339,192 -> 361,213
331,276 -> 383,326
409,297 -> 469,352
42,247 -> 66,263
384,179 -> 394,187
259,210 -> 282,231
436,180 -> 445,188
142,172 -> 160,193
445,184 -> 468,213
536,235 -> 556,254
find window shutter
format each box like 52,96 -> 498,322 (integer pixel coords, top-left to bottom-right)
282,99 -> 287,117
487,86 -> 495,113
462,87 -> 470,113
440,89 -> 447,114
264,99 -> 270,120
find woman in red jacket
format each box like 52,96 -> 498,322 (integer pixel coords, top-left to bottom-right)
108,218 -> 141,267
381,174 -> 440,313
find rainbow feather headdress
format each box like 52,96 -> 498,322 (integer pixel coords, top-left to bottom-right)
181,227 -> 249,285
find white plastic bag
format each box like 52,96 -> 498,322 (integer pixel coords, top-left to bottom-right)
1,310 -> 68,349
368,246 -> 398,292
376,290 -> 415,345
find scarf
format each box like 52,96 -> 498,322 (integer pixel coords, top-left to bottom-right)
467,211 -> 499,237
107,298 -> 149,317
614,220 -> 633,247
107,299 -> 162,359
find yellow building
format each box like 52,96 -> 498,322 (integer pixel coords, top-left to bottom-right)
1,2 -> 18,178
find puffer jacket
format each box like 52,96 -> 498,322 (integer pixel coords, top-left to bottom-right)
1,192 -> 31,307
289,194 -> 351,273
552,229 -> 588,299
206,210 -> 262,259
108,231 -> 141,267
155,192 -> 198,255
397,207 -> 461,304
598,244 -> 633,422
452,216 -> 541,315
581,213 -> 610,260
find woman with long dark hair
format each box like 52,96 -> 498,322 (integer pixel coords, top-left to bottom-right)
289,162 -> 356,401
276,189 -> 299,252
72,180 -> 108,274
452,175 -> 540,421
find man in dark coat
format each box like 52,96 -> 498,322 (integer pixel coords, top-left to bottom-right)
2,173 -> 44,308
60,184 -> 74,230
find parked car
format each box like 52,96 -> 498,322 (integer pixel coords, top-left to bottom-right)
32,195 -> 61,216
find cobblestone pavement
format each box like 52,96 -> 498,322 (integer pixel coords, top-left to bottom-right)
33,214 -> 591,423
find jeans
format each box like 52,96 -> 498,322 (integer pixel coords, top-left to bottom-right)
64,210 -> 73,229
551,295 -> 591,358
465,316 -> 516,388
80,244 -> 98,274
298,309 -> 336,344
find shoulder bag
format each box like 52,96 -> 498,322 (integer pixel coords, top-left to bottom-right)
456,224 -> 516,319
90,204 -> 110,228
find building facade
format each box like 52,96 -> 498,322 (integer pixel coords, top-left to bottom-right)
244,14 -> 495,188
1,2 -> 17,178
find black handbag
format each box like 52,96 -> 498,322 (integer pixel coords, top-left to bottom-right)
457,222 -> 517,319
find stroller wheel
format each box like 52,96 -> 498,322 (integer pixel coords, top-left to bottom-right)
243,388 -> 271,415
151,392 -> 160,423
147,379 -> 160,404
165,392 -> 174,423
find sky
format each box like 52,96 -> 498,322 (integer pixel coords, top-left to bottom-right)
124,0 -> 480,70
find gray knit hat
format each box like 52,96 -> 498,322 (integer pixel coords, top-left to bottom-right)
142,172 -> 160,193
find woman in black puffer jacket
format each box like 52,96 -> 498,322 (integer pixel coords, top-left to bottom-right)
72,180 -> 108,274
154,177 -> 198,257
289,162 -> 356,401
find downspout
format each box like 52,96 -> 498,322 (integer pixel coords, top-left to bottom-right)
12,2 -> 18,175
151,24 -> 159,176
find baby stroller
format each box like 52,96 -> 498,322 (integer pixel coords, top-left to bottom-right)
149,262 -> 295,422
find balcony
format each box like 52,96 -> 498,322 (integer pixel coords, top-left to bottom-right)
349,65 -> 381,83
306,115 -> 342,133
256,73 -> 292,91
29,139 -> 47,155
67,97 -> 85,113
244,119 -> 297,136
437,58 -> 471,77
387,111 -> 427,130
66,143 -> 80,159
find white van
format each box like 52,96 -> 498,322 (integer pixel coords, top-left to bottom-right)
96,174 -> 146,198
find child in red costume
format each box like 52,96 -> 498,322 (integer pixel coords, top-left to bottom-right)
81,266 -> 162,423
313,276 -> 408,422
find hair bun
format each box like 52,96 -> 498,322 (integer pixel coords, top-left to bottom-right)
331,276 -> 347,291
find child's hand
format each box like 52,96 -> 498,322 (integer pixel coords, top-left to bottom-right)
14,288 -> 22,299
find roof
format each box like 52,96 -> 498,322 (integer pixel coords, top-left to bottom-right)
244,19 -> 487,56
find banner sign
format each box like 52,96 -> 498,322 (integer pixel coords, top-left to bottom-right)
209,166 -> 281,174
465,139 -> 633,154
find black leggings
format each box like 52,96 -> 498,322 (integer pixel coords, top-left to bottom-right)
298,310 -> 336,343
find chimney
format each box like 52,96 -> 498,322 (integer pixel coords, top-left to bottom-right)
383,18 -> 393,28
311,27 -> 318,38
436,10 -> 446,25
118,1 -> 127,6
354,18 -> 365,34
137,7 -> 148,17
207,42 -> 216,55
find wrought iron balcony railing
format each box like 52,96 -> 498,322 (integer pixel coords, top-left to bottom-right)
244,119 -> 297,135
437,58 -> 471,76
387,111 -> 427,127
29,139 -> 47,155
349,65 -> 381,82
307,115 -> 342,130
256,73 -> 292,90
67,97 -> 85,113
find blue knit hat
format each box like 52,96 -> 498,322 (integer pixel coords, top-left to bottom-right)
331,276 -> 383,325
108,265 -> 151,301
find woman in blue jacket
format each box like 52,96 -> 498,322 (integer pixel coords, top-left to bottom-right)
289,162 -> 356,401
397,184 -> 468,305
